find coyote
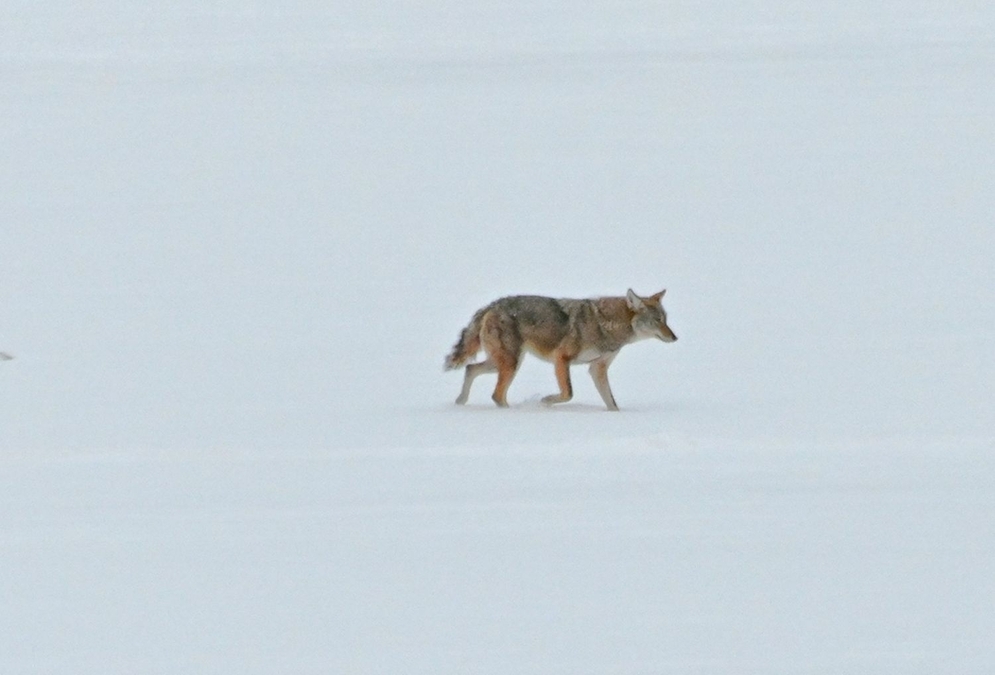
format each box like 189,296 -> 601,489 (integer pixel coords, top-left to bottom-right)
444,289 -> 677,410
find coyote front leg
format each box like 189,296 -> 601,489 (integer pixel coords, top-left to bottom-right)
589,353 -> 619,411
541,353 -> 574,406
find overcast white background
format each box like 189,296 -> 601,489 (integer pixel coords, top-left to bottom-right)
1,2 -> 993,673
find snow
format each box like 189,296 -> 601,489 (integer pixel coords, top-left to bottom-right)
2,2 -> 994,673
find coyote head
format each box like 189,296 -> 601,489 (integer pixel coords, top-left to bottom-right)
626,289 -> 678,343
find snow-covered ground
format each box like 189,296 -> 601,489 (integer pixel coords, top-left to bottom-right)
2,2 -> 993,673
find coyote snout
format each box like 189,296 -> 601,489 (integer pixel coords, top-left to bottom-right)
444,288 -> 678,410
656,323 -> 678,342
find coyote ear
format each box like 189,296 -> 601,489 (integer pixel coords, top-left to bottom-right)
649,289 -> 667,303
626,289 -> 645,310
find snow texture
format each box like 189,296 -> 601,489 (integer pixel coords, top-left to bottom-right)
1,2 -> 993,673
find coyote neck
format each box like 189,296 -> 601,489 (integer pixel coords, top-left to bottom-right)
560,296 -> 636,355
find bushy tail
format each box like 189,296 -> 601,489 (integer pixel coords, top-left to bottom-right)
444,307 -> 487,371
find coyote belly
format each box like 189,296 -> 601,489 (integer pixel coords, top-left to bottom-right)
444,289 -> 677,410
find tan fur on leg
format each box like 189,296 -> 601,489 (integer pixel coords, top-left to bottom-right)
541,353 -> 573,405
456,359 -> 496,405
589,356 -> 619,411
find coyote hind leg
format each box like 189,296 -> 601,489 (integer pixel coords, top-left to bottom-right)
490,351 -> 521,408
478,310 -> 522,408
455,359 -> 497,405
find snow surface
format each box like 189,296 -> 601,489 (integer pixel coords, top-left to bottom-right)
2,2 -> 994,673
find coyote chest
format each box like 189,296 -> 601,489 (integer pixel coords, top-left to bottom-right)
526,343 -> 613,365
445,289 -> 677,410
572,346 -> 613,364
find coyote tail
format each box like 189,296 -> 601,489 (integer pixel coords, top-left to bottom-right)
444,307 -> 488,371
